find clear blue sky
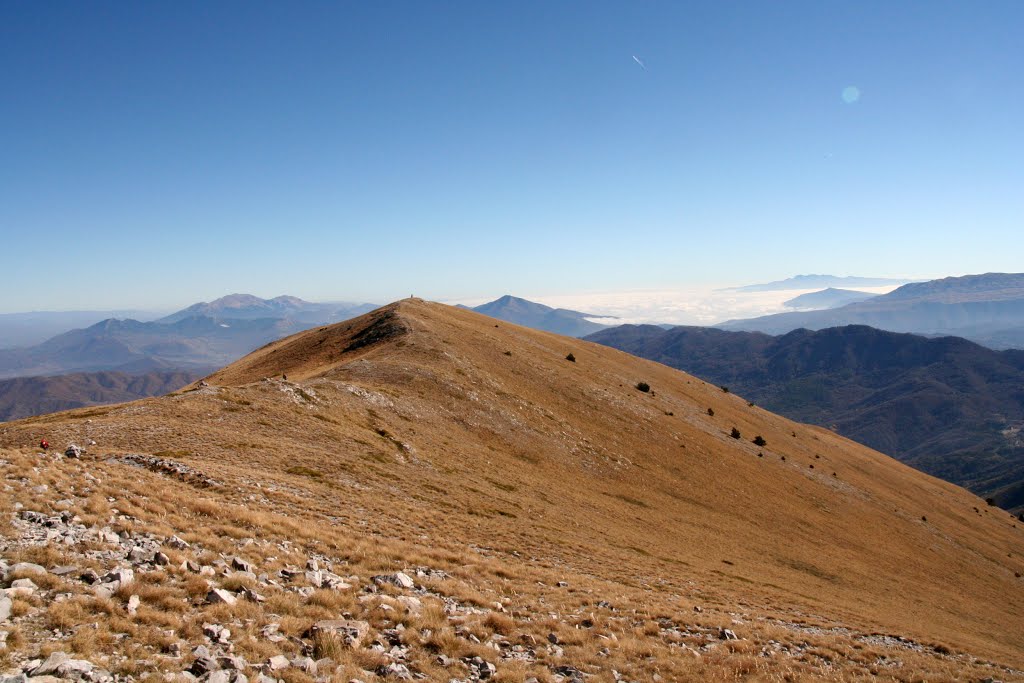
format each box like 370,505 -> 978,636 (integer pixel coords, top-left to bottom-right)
2,1 -> 1021,312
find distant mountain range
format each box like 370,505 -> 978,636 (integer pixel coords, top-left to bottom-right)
159,293 -> 373,324
464,295 -> 616,337
587,323 -> 1024,512
728,274 -> 912,292
0,309 -> 160,349
783,288 -> 878,310
0,294 -> 376,380
720,273 -> 1024,349
0,369 -> 205,422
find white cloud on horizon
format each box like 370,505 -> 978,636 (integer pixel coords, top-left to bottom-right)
443,285 -> 901,327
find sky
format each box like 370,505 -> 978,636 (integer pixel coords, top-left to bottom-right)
1,1 -> 1022,313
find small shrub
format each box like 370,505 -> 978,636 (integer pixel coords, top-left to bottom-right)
720,386 -> 730,393
503,351 -> 512,356
985,497 -> 996,506
730,427 -> 741,439
565,353 -> 576,362
707,408 -> 714,416
636,382 -> 650,393
752,435 -> 766,447
313,631 -> 345,660
286,466 -> 323,480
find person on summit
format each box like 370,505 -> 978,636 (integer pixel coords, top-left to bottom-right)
39,439 -> 49,451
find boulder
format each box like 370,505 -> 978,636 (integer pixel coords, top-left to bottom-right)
29,652 -> 69,676
102,567 -> 134,585
168,535 -> 190,550
371,572 -> 415,589
128,546 -> 155,563
126,595 -> 140,615
49,565 -> 80,577
189,655 -> 219,676
308,619 -> 370,647
207,588 -> 237,606
231,557 -> 253,573
378,663 -> 412,680
266,654 -> 290,671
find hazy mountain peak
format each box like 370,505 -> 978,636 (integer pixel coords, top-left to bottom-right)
469,294 -> 614,337
783,288 -> 879,310
732,274 -> 913,293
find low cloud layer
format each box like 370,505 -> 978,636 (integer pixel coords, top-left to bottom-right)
447,285 -> 900,327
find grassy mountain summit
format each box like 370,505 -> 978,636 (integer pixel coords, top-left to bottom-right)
1,300 -> 1022,680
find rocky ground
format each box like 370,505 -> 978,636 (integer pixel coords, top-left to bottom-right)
2,446 -> 1020,683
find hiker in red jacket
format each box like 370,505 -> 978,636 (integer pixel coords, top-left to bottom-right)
39,439 -> 49,451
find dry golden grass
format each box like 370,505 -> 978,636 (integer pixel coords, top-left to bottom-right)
1,300 -> 1022,681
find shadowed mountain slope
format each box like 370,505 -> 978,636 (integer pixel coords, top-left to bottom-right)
3,300 -> 1022,679
0,369 -> 206,422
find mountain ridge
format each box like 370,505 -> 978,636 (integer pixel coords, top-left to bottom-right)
728,274 -> 911,293
0,295 -> 378,379
719,272 -> 1024,348
159,293 -> 374,324
2,300 -> 1023,678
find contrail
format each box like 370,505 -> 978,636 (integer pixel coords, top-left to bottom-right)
632,55 -> 646,70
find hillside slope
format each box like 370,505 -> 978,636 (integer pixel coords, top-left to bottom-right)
0,369 -> 206,422
586,324 -> 1024,512
2,300 -> 1022,681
